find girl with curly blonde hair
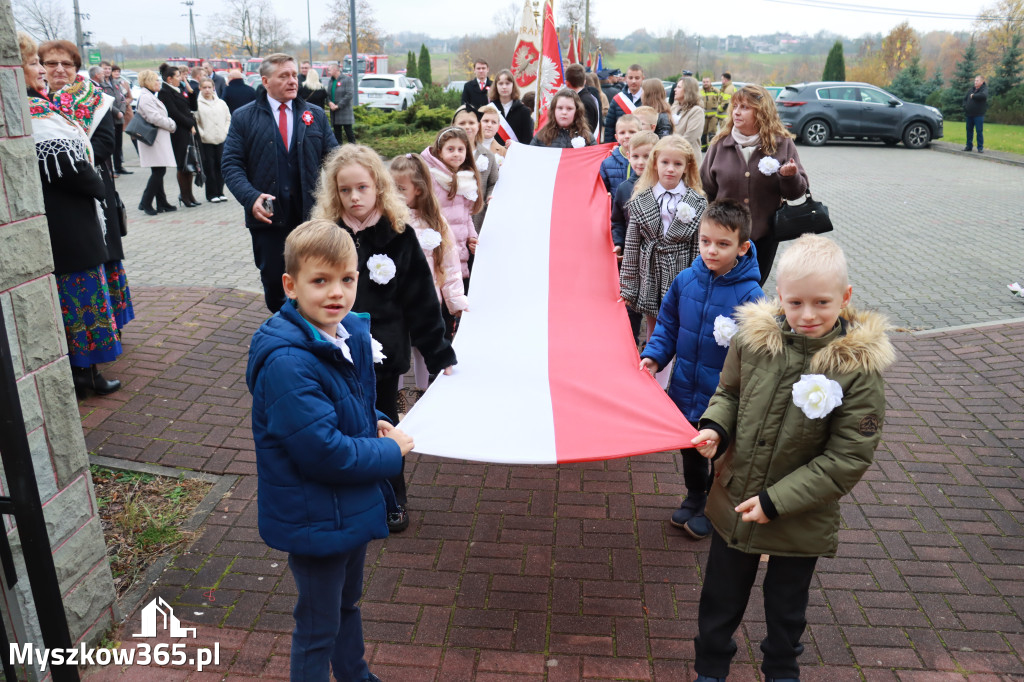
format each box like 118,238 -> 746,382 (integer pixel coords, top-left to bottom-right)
312,144 -> 456,533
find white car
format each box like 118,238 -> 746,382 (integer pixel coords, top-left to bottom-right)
357,74 -> 417,111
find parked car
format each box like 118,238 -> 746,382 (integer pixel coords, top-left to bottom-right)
357,74 -> 417,111
121,70 -> 141,111
777,81 -> 943,149
446,80 -> 467,94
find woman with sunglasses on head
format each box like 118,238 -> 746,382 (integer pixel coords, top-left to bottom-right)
700,84 -> 808,284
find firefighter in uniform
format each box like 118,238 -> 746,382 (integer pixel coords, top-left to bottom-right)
717,71 -> 737,132
700,77 -> 722,148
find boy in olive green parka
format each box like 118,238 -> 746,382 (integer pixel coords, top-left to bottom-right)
688,235 -> 894,682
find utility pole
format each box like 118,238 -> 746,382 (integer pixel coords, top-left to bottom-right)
349,0 -> 358,107
72,0 -> 84,58
182,1 -> 198,59
584,0 -> 590,64
306,0 -> 314,67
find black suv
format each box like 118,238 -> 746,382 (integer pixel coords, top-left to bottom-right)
777,82 -> 943,149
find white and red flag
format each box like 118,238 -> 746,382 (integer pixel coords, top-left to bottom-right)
495,110 -> 518,144
398,144 -> 698,464
534,0 -> 564,129
511,0 -> 541,94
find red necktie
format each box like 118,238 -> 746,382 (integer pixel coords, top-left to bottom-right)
278,103 -> 288,150
479,80 -> 486,91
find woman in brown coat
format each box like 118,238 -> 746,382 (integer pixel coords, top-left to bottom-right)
700,84 -> 808,284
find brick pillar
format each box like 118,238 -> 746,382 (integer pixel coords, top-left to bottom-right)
0,1 -> 116,677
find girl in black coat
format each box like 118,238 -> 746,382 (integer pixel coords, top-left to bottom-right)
313,145 -> 456,533
158,63 -> 200,207
489,69 -> 534,144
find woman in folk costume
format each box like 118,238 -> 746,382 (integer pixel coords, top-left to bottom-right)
21,33 -> 124,395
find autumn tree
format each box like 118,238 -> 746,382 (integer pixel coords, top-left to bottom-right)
942,38 -> 978,120
320,0 -> 385,56
847,39 -> 888,86
881,22 -> 920,81
822,41 -> 845,80
12,0 -> 71,41
989,32 -> 1023,95
206,0 -> 291,57
973,0 -> 1024,69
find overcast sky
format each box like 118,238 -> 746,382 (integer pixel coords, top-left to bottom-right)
83,0 -> 989,47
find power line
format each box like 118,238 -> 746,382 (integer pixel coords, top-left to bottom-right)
762,0 -> 1014,22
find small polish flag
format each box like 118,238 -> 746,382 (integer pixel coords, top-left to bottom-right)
496,110 -> 518,144
398,143 -> 697,464
613,91 -> 638,114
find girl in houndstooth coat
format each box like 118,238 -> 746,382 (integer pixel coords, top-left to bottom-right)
620,135 -> 707,333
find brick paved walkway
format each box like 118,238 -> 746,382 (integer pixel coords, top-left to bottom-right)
80,286 -> 1024,681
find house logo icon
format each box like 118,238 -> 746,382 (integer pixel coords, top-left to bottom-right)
133,597 -> 197,638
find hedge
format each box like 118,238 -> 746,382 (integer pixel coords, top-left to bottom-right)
352,96 -> 457,158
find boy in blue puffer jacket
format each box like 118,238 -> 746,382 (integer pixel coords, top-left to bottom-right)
600,114 -> 640,194
246,220 -> 412,682
640,200 -> 764,540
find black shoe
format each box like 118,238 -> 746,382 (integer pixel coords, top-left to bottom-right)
683,512 -> 712,540
71,365 -> 122,396
115,168 -> 133,175
138,203 -> 158,216
179,196 -> 201,208
387,505 -> 409,533
156,199 -> 177,212
669,495 -> 705,529
963,146 -> 972,151
977,149 -> 984,153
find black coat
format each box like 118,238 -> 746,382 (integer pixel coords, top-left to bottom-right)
223,79 -> 257,113
299,86 -> 327,110
338,216 -> 457,376
578,89 -> 600,136
159,83 -> 196,168
603,88 -> 642,143
964,83 -> 988,117
498,99 -> 534,145
462,78 -> 492,108
89,110 -> 127,261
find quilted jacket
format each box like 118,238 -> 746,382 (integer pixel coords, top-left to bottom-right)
246,302 -> 403,556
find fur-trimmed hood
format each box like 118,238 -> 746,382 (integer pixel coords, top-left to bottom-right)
733,299 -> 895,376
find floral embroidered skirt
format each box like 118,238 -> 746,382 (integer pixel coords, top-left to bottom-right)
56,264 -> 123,368
105,260 -> 135,330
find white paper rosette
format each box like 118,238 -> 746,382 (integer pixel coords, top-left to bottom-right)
570,136 -> 586,148
476,154 -> 489,173
758,156 -> 781,176
676,201 -> 696,224
791,374 -> 844,419
417,228 -> 443,251
1009,282 -> 1024,297
370,336 -> 386,363
367,254 -> 396,285
712,315 -> 738,347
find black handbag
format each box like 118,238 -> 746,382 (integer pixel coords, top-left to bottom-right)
114,190 -> 127,237
125,114 -> 157,145
772,192 -> 833,242
185,136 -> 205,187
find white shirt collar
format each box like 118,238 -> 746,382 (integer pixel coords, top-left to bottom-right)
325,323 -> 353,363
266,94 -> 292,112
653,182 -> 682,199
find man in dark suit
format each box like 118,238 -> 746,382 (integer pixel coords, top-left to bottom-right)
222,54 -> 338,312
223,69 -> 257,113
203,61 -> 228,97
461,60 -> 492,108
603,64 -> 645,142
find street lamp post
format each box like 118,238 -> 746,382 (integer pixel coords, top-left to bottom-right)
349,0 -> 358,107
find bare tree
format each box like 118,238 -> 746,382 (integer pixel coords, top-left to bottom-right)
12,0 -> 72,41
493,2 -> 519,33
205,0 -> 291,58
559,0 -> 585,28
320,0 -> 385,56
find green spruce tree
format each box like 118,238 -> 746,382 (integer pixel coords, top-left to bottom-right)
822,41 -> 846,81
941,39 -> 978,121
407,50 -> 418,81
418,44 -> 433,86
888,56 -> 927,103
989,33 -> 1022,97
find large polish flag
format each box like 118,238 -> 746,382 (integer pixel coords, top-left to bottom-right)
398,144 -> 698,464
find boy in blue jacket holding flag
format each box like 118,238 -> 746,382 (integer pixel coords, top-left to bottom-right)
246,220 -> 412,682
640,200 -> 764,539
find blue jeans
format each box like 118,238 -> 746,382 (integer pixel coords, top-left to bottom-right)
966,116 -> 984,150
289,546 -> 370,681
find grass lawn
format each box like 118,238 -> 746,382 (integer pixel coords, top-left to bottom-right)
940,122 -> 1024,155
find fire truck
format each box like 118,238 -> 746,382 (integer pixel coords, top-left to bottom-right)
343,54 -> 389,77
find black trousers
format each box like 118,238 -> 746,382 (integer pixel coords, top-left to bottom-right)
200,143 -> 224,200
695,531 -> 818,679
753,234 -> 779,287
113,122 -> 125,169
250,227 -> 291,313
681,419 -> 710,500
374,371 -> 406,506
333,124 -> 354,144
141,167 -> 168,207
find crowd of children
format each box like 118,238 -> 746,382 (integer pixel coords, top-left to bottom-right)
245,75 -> 893,682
